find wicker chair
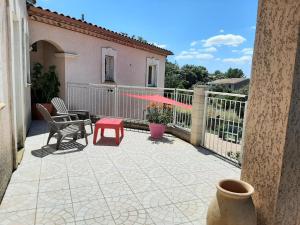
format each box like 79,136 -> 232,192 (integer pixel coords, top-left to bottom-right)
36,103 -> 88,149
51,97 -> 93,134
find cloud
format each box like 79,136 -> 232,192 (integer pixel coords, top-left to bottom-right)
219,29 -> 224,33
202,47 -> 217,53
202,34 -> 246,47
231,48 -> 253,55
175,50 -> 214,60
151,42 -> 167,49
250,25 -> 256,30
241,48 -> 253,55
223,55 -> 252,64
190,41 -> 198,47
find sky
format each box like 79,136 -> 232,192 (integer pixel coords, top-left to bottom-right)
36,0 -> 258,77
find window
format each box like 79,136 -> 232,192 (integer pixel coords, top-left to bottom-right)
147,65 -> 157,87
102,48 -> 117,83
105,55 -> 114,81
146,58 -> 159,87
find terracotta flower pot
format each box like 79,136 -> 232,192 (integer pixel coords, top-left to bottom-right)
207,179 -> 256,225
31,103 -> 54,120
149,123 -> 166,139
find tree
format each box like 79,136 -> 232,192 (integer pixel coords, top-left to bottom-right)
164,61 -> 186,88
181,65 -> 209,89
225,68 -> 245,78
213,70 -> 224,77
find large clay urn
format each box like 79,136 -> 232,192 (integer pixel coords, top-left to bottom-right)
207,179 -> 256,225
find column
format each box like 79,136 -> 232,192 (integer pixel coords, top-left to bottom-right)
190,85 -> 209,146
241,0 -> 300,225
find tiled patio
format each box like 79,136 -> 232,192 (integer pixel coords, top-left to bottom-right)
0,121 -> 240,225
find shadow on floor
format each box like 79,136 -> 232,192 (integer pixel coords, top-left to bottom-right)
27,120 -> 49,137
147,136 -> 175,145
194,145 -> 241,168
31,140 -> 87,158
94,136 -> 124,146
195,146 -> 213,155
126,128 -> 174,137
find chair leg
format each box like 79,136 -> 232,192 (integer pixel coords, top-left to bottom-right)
73,134 -> 78,141
93,126 -> 99,145
56,135 -> 64,150
85,133 -> 88,145
90,123 -> 93,134
47,131 -> 55,145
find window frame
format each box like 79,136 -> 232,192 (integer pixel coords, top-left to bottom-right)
146,58 -> 159,87
102,48 -> 117,83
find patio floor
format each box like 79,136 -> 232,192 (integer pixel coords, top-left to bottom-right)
0,121 -> 240,225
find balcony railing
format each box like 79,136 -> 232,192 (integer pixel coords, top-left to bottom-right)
203,91 -> 247,165
67,82 -> 193,130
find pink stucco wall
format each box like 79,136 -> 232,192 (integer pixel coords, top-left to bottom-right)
29,20 -> 166,92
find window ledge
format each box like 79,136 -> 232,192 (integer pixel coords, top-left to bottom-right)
0,103 -> 6,111
103,81 -> 116,85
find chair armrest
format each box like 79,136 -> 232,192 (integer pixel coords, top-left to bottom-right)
57,112 -> 79,120
54,120 -> 85,128
69,110 -> 90,116
52,115 -> 71,121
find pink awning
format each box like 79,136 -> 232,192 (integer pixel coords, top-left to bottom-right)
124,93 -> 192,110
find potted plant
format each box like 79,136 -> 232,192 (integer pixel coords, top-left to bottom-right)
146,102 -> 173,139
31,63 -> 60,119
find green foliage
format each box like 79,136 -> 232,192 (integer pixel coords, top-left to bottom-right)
233,84 -> 249,95
130,35 -> 148,43
31,63 -> 60,103
165,61 -> 186,88
181,64 -> 209,88
146,103 -> 173,125
164,61 -> 247,90
120,32 -> 129,37
227,151 -> 241,164
225,68 -> 245,78
164,60 -> 209,89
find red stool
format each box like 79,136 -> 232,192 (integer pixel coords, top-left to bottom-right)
93,118 -> 124,145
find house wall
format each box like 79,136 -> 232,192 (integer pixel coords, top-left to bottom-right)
29,20 -> 166,96
0,0 -> 31,201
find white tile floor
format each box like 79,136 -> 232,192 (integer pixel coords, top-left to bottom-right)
0,121 -> 240,225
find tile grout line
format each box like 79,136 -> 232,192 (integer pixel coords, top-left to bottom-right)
64,149 -> 77,225
86,148 -> 117,225
33,127 -> 47,225
106,151 -> 158,224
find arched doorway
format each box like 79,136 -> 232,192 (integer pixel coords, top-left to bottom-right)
30,40 -> 66,116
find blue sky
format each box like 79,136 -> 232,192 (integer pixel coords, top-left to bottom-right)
36,0 -> 258,77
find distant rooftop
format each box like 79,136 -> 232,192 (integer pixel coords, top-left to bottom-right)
208,78 -> 249,85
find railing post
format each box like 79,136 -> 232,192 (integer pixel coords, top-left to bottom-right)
172,89 -> 177,126
201,91 -> 208,146
67,82 -> 69,109
239,101 -> 248,164
190,85 -> 209,146
114,85 -> 118,117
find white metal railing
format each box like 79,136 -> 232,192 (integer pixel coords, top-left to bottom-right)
203,91 -> 247,165
67,82 -> 193,130
174,89 -> 193,130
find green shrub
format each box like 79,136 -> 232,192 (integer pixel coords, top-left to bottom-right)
31,63 -> 60,103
